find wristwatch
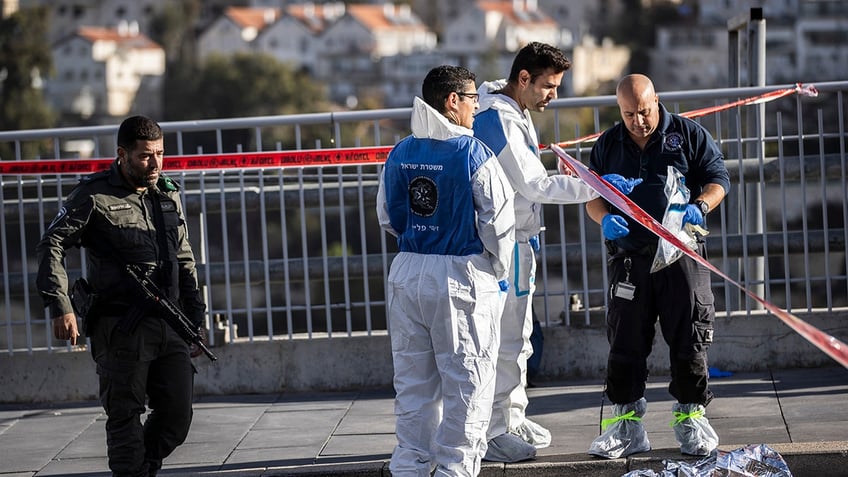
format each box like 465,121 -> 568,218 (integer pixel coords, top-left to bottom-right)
695,199 -> 709,216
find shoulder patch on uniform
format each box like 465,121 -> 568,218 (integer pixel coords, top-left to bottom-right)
160,201 -> 176,212
47,206 -> 68,230
157,174 -> 180,192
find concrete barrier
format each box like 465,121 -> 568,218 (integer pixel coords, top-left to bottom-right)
2,310 -> 845,403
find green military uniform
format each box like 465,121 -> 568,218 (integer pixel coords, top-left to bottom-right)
36,159 -> 205,477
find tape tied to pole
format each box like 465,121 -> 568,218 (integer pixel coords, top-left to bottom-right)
550,143 -> 848,369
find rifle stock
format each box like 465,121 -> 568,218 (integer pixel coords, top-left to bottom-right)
126,265 -> 218,361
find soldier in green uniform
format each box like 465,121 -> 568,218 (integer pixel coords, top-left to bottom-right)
36,115 -> 207,477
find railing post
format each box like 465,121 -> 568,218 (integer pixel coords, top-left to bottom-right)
727,7 -> 767,311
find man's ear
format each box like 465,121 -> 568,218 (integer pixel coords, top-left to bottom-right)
447,91 -> 459,106
518,69 -> 531,88
444,92 -> 459,111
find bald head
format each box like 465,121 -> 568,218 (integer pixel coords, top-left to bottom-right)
615,74 -> 660,148
616,74 -> 656,102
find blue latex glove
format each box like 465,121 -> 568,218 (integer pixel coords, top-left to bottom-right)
528,235 -> 540,252
601,174 -> 643,195
601,214 -> 629,240
498,280 -> 509,292
682,204 -> 704,226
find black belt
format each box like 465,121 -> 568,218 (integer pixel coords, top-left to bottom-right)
605,240 -> 657,259
96,304 -> 128,317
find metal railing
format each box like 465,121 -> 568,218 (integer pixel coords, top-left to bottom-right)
1,81 -> 846,354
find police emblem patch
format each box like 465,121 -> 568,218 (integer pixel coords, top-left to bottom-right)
664,132 -> 684,151
48,206 -> 68,229
409,176 -> 438,217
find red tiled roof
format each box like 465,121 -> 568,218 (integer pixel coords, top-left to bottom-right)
75,26 -> 161,49
346,4 -> 426,31
477,0 -> 557,26
286,3 -> 344,33
225,6 -> 281,30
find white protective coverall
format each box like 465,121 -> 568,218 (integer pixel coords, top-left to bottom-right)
377,97 -> 516,477
473,80 -> 599,444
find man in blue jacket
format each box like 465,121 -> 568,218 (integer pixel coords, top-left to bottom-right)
377,65 -> 515,477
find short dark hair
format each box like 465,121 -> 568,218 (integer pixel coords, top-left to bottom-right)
421,65 -> 476,114
117,115 -> 163,150
508,42 -> 571,83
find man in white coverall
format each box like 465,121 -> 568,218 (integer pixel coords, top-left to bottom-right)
377,65 -> 516,477
473,42 -> 641,462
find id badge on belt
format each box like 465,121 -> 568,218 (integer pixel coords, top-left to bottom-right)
612,257 -> 636,301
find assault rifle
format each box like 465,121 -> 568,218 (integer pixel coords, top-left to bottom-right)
125,264 -> 218,361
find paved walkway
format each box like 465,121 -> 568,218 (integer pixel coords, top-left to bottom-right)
1,367 -> 846,477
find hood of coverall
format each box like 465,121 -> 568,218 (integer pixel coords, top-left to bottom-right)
476,78 -> 527,119
410,96 -> 474,141
476,78 -> 534,138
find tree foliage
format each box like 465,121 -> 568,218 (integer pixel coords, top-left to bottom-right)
605,0 -> 687,72
149,0 -> 201,64
187,52 -> 329,119
164,52 -> 332,151
0,6 -> 55,158
149,0 -> 202,123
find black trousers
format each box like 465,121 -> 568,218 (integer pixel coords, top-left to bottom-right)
91,313 -> 195,477
604,246 -> 715,406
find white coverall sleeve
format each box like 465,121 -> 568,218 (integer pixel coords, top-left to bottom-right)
473,159 -> 515,281
376,168 -> 398,237
498,121 -> 599,204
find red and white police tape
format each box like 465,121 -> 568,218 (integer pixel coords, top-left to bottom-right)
4,83 -> 843,368
0,84 -> 817,175
550,143 -> 848,369
0,146 -> 392,175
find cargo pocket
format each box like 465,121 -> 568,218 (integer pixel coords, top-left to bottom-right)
95,321 -> 141,385
692,288 -> 715,353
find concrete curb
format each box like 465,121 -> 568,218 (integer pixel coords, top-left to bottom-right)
174,442 -> 848,477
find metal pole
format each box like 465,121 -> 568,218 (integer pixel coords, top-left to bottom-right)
725,7 -> 767,312
726,9 -> 747,311
747,8 -> 766,308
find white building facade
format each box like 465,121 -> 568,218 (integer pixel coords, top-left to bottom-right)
48,23 -> 165,121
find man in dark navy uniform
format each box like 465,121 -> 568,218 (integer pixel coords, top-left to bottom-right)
585,74 -> 730,459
